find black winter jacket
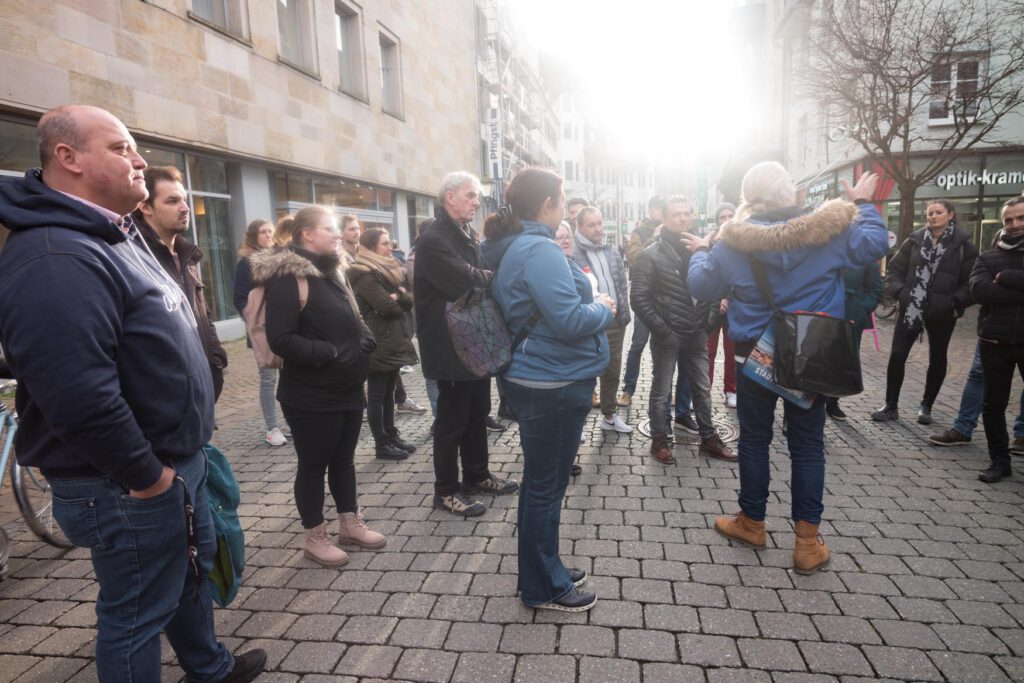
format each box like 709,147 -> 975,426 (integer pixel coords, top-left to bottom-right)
970,236 -> 1024,345
886,225 -> 977,322
348,261 -> 418,374
630,229 -> 711,341
412,209 -> 493,381
254,246 -> 375,412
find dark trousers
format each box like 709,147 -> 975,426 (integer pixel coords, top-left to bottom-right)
394,374 -> 407,404
367,370 -> 399,446
283,408 -> 362,526
885,314 -> 957,407
980,341 -> 1024,469
434,378 -> 491,496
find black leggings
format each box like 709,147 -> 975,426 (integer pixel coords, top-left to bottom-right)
885,314 -> 957,408
367,370 -> 399,445
283,408 -> 362,527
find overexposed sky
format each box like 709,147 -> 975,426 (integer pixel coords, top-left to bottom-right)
511,0 -> 754,162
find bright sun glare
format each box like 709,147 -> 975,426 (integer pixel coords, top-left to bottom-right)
512,0 -> 753,162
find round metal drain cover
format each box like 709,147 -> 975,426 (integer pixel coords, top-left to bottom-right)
636,416 -> 739,443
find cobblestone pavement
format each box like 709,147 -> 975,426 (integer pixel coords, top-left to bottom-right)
1,314 -> 1023,682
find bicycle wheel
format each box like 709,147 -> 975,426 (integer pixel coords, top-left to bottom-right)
11,460 -> 72,549
0,525 -> 9,581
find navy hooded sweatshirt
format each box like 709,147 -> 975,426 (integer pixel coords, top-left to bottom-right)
0,170 -> 214,491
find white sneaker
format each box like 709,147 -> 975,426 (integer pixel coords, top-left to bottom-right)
396,398 -> 428,414
726,392 -> 737,409
601,414 -> 634,433
399,365 -> 414,373
266,428 -> 287,446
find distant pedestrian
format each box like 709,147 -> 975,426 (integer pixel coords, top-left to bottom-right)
706,203 -> 738,409
234,218 -> 288,446
871,198 -> 977,425
481,167 -> 614,612
255,206 -> 386,567
620,194 -> 664,405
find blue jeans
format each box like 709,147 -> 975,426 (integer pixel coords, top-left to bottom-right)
49,449 -> 232,682
258,366 -> 279,430
649,332 -> 714,439
501,377 -> 594,605
953,342 -> 1024,438
674,373 -> 692,418
621,318 -> 650,394
425,377 -> 439,416
736,364 -> 826,524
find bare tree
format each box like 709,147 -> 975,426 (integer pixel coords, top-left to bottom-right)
797,0 -> 1024,241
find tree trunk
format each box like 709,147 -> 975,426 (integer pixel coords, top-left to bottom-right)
898,185 -> 918,245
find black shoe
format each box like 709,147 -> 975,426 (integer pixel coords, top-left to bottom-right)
497,399 -> 516,421
673,413 -> 699,434
220,649 -> 267,683
433,492 -> 486,517
386,428 -> 417,453
825,400 -> 847,421
871,405 -> 899,421
917,403 -> 933,425
979,465 -> 1012,483
463,474 -> 519,496
375,442 -> 409,460
567,567 -> 587,587
570,463 -> 582,476
929,428 -> 971,446
485,415 -> 507,432
531,586 -> 597,612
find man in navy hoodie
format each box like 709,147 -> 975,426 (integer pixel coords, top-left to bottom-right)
0,105 -> 264,682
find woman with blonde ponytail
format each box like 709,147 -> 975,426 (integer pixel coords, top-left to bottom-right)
681,161 -> 889,576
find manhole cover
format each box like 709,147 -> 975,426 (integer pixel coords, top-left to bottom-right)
636,416 -> 739,443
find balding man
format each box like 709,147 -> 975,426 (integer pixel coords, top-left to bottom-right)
414,171 -> 518,517
0,105 -> 264,682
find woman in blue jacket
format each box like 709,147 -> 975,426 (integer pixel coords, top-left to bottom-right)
681,162 -> 888,576
481,168 -> 615,612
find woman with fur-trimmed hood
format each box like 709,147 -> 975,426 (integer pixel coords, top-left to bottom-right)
251,206 -> 385,569
681,161 -> 888,576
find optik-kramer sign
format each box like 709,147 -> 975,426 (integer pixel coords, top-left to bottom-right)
935,169 -> 1024,190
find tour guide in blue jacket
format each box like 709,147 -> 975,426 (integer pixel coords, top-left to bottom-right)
480,168 -> 614,612
681,162 -> 888,577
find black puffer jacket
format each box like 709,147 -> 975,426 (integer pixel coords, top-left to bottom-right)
886,225 -> 977,321
413,208 -> 492,381
630,229 -> 711,341
970,235 -> 1024,345
348,261 -> 418,374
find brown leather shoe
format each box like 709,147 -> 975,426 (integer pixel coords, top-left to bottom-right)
793,520 -> 831,575
650,433 -> 676,464
699,434 -> 737,462
714,511 -> 766,549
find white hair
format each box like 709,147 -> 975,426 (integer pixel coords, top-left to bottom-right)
735,161 -> 796,223
437,171 -> 482,207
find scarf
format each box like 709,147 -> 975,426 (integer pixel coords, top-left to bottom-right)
903,223 -> 954,330
354,249 -> 406,289
573,231 -> 614,297
996,229 -> 1024,251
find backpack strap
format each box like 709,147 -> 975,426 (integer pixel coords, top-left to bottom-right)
747,257 -> 780,314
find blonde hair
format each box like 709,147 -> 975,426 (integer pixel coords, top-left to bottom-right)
273,214 -> 294,246
734,161 -> 796,223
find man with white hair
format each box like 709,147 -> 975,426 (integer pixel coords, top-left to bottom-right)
413,171 -> 518,516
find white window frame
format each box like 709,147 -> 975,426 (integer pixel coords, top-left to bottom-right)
190,0 -> 250,41
334,0 -> 367,100
277,0 -> 319,76
928,53 -> 985,126
378,25 -> 404,118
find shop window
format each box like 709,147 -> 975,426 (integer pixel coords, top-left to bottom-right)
278,0 -> 318,76
191,194 -> 236,322
378,28 -> 403,117
335,1 -> 366,99
407,194 -> 432,244
191,0 -> 250,41
0,118 -> 40,174
929,54 -> 983,123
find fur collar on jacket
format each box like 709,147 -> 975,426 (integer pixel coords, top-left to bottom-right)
716,199 -> 857,253
248,246 -> 344,287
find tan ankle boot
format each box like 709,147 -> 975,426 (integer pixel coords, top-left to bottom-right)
793,520 -> 830,575
338,510 -> 387,550
714,511 -> 766,549
304,521 -> 349,567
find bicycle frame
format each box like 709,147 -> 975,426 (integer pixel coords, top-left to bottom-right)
0,398 -> 14,490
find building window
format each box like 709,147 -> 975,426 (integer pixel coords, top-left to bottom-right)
278,0 -> 318,75
191,0 -> 249,40
378,28 -> 403,117
335,1 -> 366,99
930,54 -> 982,123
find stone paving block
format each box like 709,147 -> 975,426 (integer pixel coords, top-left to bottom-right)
594,557 -> 640,578
699,607 -> 759,637
689,563 -> 741,586
676,633 -> 741,667
430,595 -> 487,622
755,611 -> 820,641
26,626 -> 94,657
993,656 -> 1024,681
392,648 -> 459,683
618,628 -> 678,662
837,572 -> 900,596
481,597 -> 534,624
451,652 -> 516,683
891,575 -> 958,599
512,654 -> 575,683
0,626 -> 56,654
705,668 -> 772,682
672,581 -> 728,607
588,599 -> 644,628
994,627 -> 1024,657
11,655 -> 88,682
737,566 -> 793,589
330,570 -> 383,592
810,615 -> 881,645
778,589 -> 840,615
388,617 -> 451,649
725,586 -> 784,612
469,573 -> 519,597
557,625 -> 615,656
409,553 -> 459,573
285,614 -> 346,641
861,645 -> 943,681
420,572 -> 473,595
235,611 -> 298,640
643,604 -> 699,633
946,600 -> 1018,628
621,578 -> 674,604
235,638 -> 295,670
929,651 -> 1012,682
499,624 -> 556,654
641,662 -> 706,683
379,592 -> 436,619
336,615 -> 398,645
947,578 -> 1013,603
278,641 -> 347,674
737,637 -> 807,671
444,622 -> 503,653
334,644 -> 401,678
871,618 -> 945,649
932,623 -> 1011,655
797,642 -> 873,676
7,600 -> 75,626
578,655 -> 640,683
331,591 -> 388,616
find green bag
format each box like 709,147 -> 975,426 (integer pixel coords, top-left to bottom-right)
202,444 -> 245,607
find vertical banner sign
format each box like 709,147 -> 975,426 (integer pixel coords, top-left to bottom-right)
488,94 -> 503,183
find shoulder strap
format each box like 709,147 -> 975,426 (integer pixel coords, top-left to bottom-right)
747,257 -> 779,313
